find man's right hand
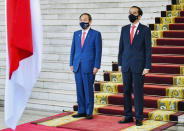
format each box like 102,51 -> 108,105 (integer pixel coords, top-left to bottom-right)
70,66 -> 74,72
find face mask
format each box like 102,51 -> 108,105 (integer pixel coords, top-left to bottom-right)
80,22 -> 90,30
128,14 -> 139,23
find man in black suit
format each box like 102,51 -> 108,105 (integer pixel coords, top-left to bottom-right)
118,6 -> 152,126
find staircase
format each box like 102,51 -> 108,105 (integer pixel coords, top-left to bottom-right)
73,0 -> 184,124
0,0 -> 172,112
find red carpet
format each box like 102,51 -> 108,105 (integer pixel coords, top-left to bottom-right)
2,112 -> 177,131
97,106 -> 184,121
1,112 -> 78,131
156,38 -> 184,46
163,31 -> 184,38
58,115 -> 135,131
152,46 -> 184,55
58,115 -> 176,131
150,64 -> 181,74
107,94 -> 160,108
144,73 -> 174,85
152,54 -> 184,64
1,123 -> 78,131
96,105 -> 154,118
168,23 -> 184,30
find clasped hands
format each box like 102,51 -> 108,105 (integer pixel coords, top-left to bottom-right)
119,67 -> 150,75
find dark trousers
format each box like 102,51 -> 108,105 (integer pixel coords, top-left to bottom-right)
74,64 -> 95,115
122,69 -> 145,120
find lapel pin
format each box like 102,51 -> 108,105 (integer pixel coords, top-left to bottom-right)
137,30 -> 139,35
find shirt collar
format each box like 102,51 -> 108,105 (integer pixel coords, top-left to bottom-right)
131,22 -> 140,28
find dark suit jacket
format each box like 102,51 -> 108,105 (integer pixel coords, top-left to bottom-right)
118,23 -> 152,73
70,28 -> 102,73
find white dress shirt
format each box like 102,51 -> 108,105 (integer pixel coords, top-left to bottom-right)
130,22 -> 140,38
81,27 -> 90,40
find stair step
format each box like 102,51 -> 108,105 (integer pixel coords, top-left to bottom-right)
32,88 -> 76,95
152,46 -> 184,55
95,82 -> 171,96
41,7 -> 165,15
93,92 -> 184,111
112,62 -> 184,74
163,30 -> 184,38
161,10 -> 184,17
73,104 -> 183,121
104,93 -> 160,108
97,106 -> 183,121
31,88 -> 76,103
102,54 -> 184,69
39,2 -> 169,10
156,38 -> 184,46
151,63 -> 184,74
40,0 -> 169,4
149,23 -> 184,31
152,54 -> 184,64
152,30 -> 184,38
27,98 -> 75,112
167,4 -> 184,11
104,71 -> 184,85
141,73 -> 173,85
155,17 -> 184,24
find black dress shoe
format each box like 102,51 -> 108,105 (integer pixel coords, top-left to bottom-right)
118,117 -> 133,124
72,113 -> 86,118
136,120 -> 143,126
86,114 -> 93,119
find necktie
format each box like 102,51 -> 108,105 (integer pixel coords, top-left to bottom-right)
81,32 -> 86,48
130,25 -> 136,44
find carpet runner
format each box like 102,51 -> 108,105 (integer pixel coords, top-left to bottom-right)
1,112 -> 177,131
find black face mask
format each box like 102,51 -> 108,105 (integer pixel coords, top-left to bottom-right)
80,22 -> 90,30
128,14 -> 139,23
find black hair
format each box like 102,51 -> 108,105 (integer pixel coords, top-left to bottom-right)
131,6 -> 143,16
79,13 -> 92,21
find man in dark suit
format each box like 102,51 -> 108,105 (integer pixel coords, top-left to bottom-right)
118,6 -> 151,126
70,13 -> 102,119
